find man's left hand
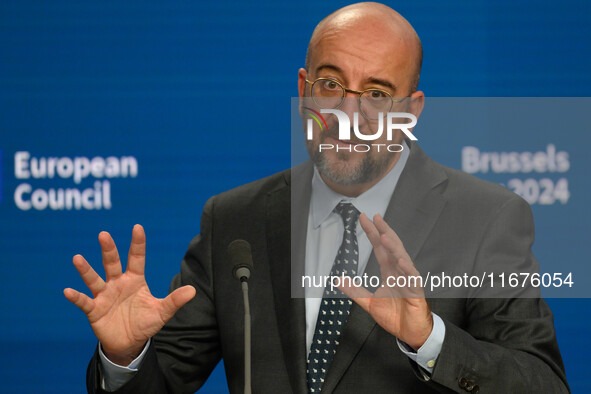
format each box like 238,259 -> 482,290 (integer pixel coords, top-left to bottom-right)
339,213 -> 433,350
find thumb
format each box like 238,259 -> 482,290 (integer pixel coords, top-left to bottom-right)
160,285 -> 196,322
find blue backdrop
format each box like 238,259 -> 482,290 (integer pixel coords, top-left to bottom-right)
0,1 -> 589,392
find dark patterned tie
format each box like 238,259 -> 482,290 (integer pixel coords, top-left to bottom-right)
307,202 -> 360,393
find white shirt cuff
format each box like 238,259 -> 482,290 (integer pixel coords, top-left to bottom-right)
397,312 -> 445,375
98,339 -> 151,391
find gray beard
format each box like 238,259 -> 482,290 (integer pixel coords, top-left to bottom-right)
309,142 -> 393,186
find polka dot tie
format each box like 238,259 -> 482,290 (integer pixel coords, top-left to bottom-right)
307,202 -> 360,393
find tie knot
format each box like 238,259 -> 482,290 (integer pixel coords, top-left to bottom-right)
334,202 -> 360,224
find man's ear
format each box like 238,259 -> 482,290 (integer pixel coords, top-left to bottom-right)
409,90 -> 425,120
298,68 -> 307,98
297,68 -> 308,115
406,90 -> 424,137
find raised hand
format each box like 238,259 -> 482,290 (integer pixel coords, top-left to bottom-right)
339,214 -> 433,350
63,224 -> 196,365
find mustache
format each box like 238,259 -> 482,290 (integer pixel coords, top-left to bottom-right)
322,124 -> 365,145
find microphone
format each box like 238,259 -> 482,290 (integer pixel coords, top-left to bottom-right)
229,239 -> 253,282
228,239 -> 253,394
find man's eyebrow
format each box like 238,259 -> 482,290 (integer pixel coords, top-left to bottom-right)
315,63 -> 343,74
366,77 -> 397,92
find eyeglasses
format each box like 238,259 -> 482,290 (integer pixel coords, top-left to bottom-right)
305,77 -> 407,120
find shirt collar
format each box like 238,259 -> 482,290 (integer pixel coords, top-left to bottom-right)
311,140 -> 410,228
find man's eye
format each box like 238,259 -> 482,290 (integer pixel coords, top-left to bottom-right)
323,80 -> 340,90
368,90 -> 387,99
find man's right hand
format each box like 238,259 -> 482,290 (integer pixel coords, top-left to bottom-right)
64,224 -> 196,366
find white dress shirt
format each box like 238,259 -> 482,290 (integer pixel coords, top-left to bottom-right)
303,141 -> 444,374
99,141 -> 445,390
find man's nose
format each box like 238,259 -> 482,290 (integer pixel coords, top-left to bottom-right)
339,95 -> 359,120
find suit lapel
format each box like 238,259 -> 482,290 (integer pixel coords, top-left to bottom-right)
363,142 -> 448,281
267,162 -> 312,394
321,142 -> 448,393
380,142 -> 448,263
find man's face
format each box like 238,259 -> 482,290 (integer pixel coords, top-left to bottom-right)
298,20 -> 421,188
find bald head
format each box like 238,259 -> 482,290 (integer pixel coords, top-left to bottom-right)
305,2 -> 423,92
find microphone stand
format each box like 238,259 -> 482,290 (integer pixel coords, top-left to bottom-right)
241,278 -> 251,394
229,239 -> 253,394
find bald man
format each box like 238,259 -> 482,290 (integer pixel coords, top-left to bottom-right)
69,3 -> 569,393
